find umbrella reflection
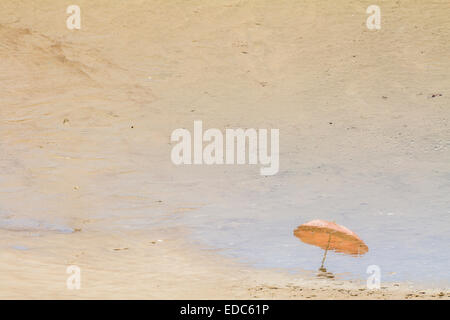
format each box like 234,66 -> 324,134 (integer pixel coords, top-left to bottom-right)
293,219 -> 368,277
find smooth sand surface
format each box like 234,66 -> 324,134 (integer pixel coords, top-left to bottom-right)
1,0 -> 449,299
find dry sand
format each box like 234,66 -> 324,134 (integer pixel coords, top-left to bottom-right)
0,0 -> 449,299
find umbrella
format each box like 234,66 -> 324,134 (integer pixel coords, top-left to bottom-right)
293,219 -> 368,274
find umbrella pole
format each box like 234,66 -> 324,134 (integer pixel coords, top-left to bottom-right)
320,234 -> 332,271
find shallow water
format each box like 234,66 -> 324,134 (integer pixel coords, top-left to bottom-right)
168,166 -> 450,289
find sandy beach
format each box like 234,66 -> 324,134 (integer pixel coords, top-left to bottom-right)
0,224 -> 448,299
1,0 -> 449,299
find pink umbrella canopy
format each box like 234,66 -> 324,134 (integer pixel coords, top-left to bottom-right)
294,219 -> 368,255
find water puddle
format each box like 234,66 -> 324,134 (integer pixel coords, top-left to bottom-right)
172,176 -> 450,289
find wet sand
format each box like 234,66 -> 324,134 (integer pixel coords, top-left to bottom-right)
0,225 -> 448,299
1,0 -> 449,298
